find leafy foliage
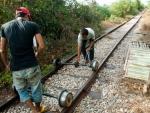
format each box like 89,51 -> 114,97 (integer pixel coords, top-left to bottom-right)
41,64 -> 54,76
21,0 -> 102,41
96,5 -> 111,20
0,72 -> 12,89
110,0 -> 144,17
0,5 -> 13,26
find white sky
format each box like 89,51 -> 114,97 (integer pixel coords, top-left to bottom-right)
77,0 -> 150,6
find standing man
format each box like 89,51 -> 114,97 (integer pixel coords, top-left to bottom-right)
77,28 -> 95,64
0,7 -> 45,113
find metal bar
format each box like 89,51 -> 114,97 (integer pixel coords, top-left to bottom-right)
63,63 -> 75,65
42,93 -> 57,99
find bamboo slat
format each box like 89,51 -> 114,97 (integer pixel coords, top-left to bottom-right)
125,42 -> 150,82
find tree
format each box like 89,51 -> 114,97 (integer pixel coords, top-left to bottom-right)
110,0 -> 144,17
135,0 -> 144,11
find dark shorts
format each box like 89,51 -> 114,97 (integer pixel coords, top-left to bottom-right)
81,40 -> 94,61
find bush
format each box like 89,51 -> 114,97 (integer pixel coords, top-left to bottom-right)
0,5 -> 13,26
110,0 -> 144,18
22,0 -> 102,41
108,15 -> 125,23
41,64 -> 54,76
0,72 -> 12,89
95,5 -> 111,20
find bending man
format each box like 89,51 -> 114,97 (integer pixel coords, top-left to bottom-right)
77,28 -> 95,64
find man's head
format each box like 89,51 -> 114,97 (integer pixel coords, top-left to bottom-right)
81,28 -> 88,39
16,7 -> 31,20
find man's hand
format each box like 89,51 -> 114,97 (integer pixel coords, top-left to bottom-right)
5,64 -> 10,72
86,47 -> 91,52
77,56 -> 80,62
35,52 -> 38,57
74,61 -> 79,67
35,33 -> 45,56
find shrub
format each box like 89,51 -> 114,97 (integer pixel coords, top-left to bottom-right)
0,72 -> 12,89
0,5 -> 13,26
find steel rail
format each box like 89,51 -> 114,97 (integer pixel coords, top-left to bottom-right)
0,16 -> 136,112
61,15 -> 142,113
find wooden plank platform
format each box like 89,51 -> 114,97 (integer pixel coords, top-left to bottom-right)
124,42 -> 150,82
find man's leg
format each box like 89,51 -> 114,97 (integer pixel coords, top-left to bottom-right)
89,48 -> 94,61
27,66 -> 43,112
81,40 -> 88,62
35,102 -> 41,112
13,69 -> 40,113
81,47 -> 87,60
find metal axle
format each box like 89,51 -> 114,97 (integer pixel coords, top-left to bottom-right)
53,58 -> 99,71
42,93 -> 57,99
62,62 -> 89,67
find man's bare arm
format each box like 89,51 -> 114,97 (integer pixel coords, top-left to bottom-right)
77,44 -> 81,62
87,39 -> 94,51
0,37 -> 9,69
89,40 -> 94,49
34,33 -> 45,56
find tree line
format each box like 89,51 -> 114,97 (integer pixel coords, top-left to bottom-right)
0,0 -> 144,69
0,0 -> 144,41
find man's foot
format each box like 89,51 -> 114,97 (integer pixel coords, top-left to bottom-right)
32,110 -> 40,113
85,60 -> 89,64
35,103 -> 48,113
26,100 -> 40,113
40,105 -> 48,113
85,60 -> 92,67
89,62 -> 92,67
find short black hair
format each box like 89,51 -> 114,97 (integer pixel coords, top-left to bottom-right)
16,13 -> 26,18
81,28 -> 88,35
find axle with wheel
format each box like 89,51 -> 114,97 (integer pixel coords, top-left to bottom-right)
43,89 -> 73,107
13,86 -> 73,108
53,58 -> 99,71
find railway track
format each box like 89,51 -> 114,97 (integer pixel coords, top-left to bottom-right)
0,14 -> 141,113
61,15 -> 142,113
74,16 -> 143,113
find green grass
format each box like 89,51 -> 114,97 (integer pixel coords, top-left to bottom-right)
0,71 -> 12,89
41,64 -> 55,76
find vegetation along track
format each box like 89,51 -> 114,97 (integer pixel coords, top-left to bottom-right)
0,15 -> 141,113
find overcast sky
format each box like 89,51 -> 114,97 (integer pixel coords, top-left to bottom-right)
76,0 -> 150,6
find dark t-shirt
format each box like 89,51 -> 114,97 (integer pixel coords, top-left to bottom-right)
0,18 -> 40,71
